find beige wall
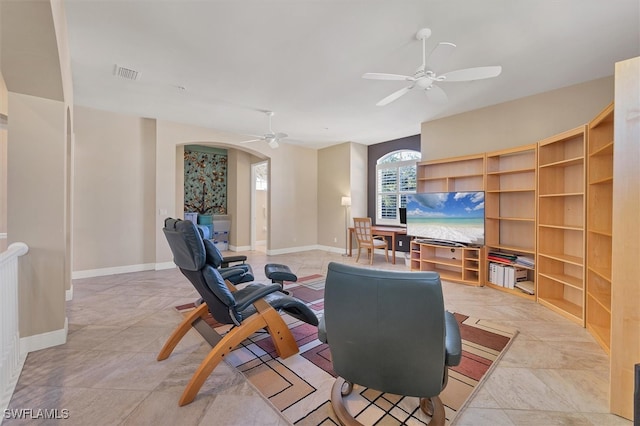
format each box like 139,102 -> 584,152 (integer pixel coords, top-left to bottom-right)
421,77 -> 614,160
73,106 -> 156,272
349,142 -> 368,220
317,143 -> 351,251
73,111 -> 319,269
51,0 -> 74,295
267,143 -> 318,252
227,148 -> 252,248
316,142 -> 369,252
154,119 -> 318,261
8,92 -> 66,337
2,0 -> 73,342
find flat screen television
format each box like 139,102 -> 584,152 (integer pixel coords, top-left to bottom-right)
406,191 -> 485,246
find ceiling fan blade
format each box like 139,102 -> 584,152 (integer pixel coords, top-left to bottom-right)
426,42 -> 456,69
240,138 -> 262,144
425,84 -> 448,103
268,139 -> 279,149
362,73 -> 414,81
376,86 -> 412,106
274,132 -> 288,139
440,66 -> 502,82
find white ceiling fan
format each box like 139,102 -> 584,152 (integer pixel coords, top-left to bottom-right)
363,28 -> 502,106
240,111 -> 287,149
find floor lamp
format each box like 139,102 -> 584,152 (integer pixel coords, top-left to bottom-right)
341,196 -> 351,256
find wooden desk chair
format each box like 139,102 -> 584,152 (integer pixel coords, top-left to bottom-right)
353,217 -> 389,265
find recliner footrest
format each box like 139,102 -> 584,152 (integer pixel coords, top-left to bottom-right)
264,263 -> 297,296
264,263 -> 298,284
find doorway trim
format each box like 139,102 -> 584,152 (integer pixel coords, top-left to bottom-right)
251,161 -> 268,252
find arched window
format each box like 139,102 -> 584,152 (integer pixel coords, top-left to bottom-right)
376,150 -> 421,225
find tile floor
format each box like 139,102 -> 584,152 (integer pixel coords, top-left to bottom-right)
5,249 -> 633,425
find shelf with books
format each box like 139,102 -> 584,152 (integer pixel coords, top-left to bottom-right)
486,250 -> 535,298
484,144 -> 537,299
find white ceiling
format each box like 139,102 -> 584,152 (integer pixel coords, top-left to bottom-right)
64,0 -> 640,149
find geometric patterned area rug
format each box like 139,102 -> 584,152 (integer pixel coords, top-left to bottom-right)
175,275 -> 518,425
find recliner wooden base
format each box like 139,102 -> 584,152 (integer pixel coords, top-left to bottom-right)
157,298 -> 299,406
330,377 -> 445,426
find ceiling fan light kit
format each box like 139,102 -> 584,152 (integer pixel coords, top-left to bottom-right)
240,111 -> 287,149
363,28 -> 502,106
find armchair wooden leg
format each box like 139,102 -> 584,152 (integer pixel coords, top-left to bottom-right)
331,377 -> 360,426
178,302 -> 298,406
420,396 -> 445,426
331,376 -> 446,426
253,299 -> 299,359
157,302 -> 209,361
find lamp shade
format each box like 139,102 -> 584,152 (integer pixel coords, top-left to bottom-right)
341,196 -> 351,207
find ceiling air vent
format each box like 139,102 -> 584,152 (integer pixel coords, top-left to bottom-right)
114,64 -> 141,81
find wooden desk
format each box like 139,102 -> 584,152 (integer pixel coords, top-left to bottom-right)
348,225 -> 407,264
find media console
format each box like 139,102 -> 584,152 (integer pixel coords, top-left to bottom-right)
410,240 -> 484,286
413,238 -> 470,248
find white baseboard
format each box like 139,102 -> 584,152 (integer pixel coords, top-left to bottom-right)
70,244 -> 361,280
316,245 -> 346,254
65,283 -> 73,301
267,244 -> 323,256
155,261 -> 176,270
72,263 -> 156,279
20,317 -> 68,355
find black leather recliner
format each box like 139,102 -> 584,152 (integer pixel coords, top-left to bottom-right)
319,262 -> 461,426
157,218 -> 318,406
201,237 -> 254,285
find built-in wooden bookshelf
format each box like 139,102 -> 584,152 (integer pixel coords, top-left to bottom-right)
485,144 -> 537,299
416,153 -> 485,192
410,240 -> 483,286
536,126 -> 587,326
411,97 -> 635,420
586,102 -> 614,353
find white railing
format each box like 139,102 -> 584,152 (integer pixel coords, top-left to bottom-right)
0,242 -> 28,420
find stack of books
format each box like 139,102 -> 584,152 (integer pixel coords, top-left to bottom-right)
515,255 -> 535,268
487,251 -> 517,264
488,262 -> 528,289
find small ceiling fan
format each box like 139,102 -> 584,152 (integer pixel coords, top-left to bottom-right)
363,28 -> 502,106
240,111 -> 287,149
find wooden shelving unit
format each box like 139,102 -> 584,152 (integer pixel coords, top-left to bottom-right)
416,153 -> 485,192
410,240 -> 484,286
536,126 -> 587,325
484,144 -> 537,299
586,102 -> 614,353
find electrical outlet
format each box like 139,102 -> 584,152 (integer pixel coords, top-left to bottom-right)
398,240 -> 403,247
333,237 -> 337,243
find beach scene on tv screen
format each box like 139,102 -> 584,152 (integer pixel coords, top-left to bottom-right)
407,192 -> 485,245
